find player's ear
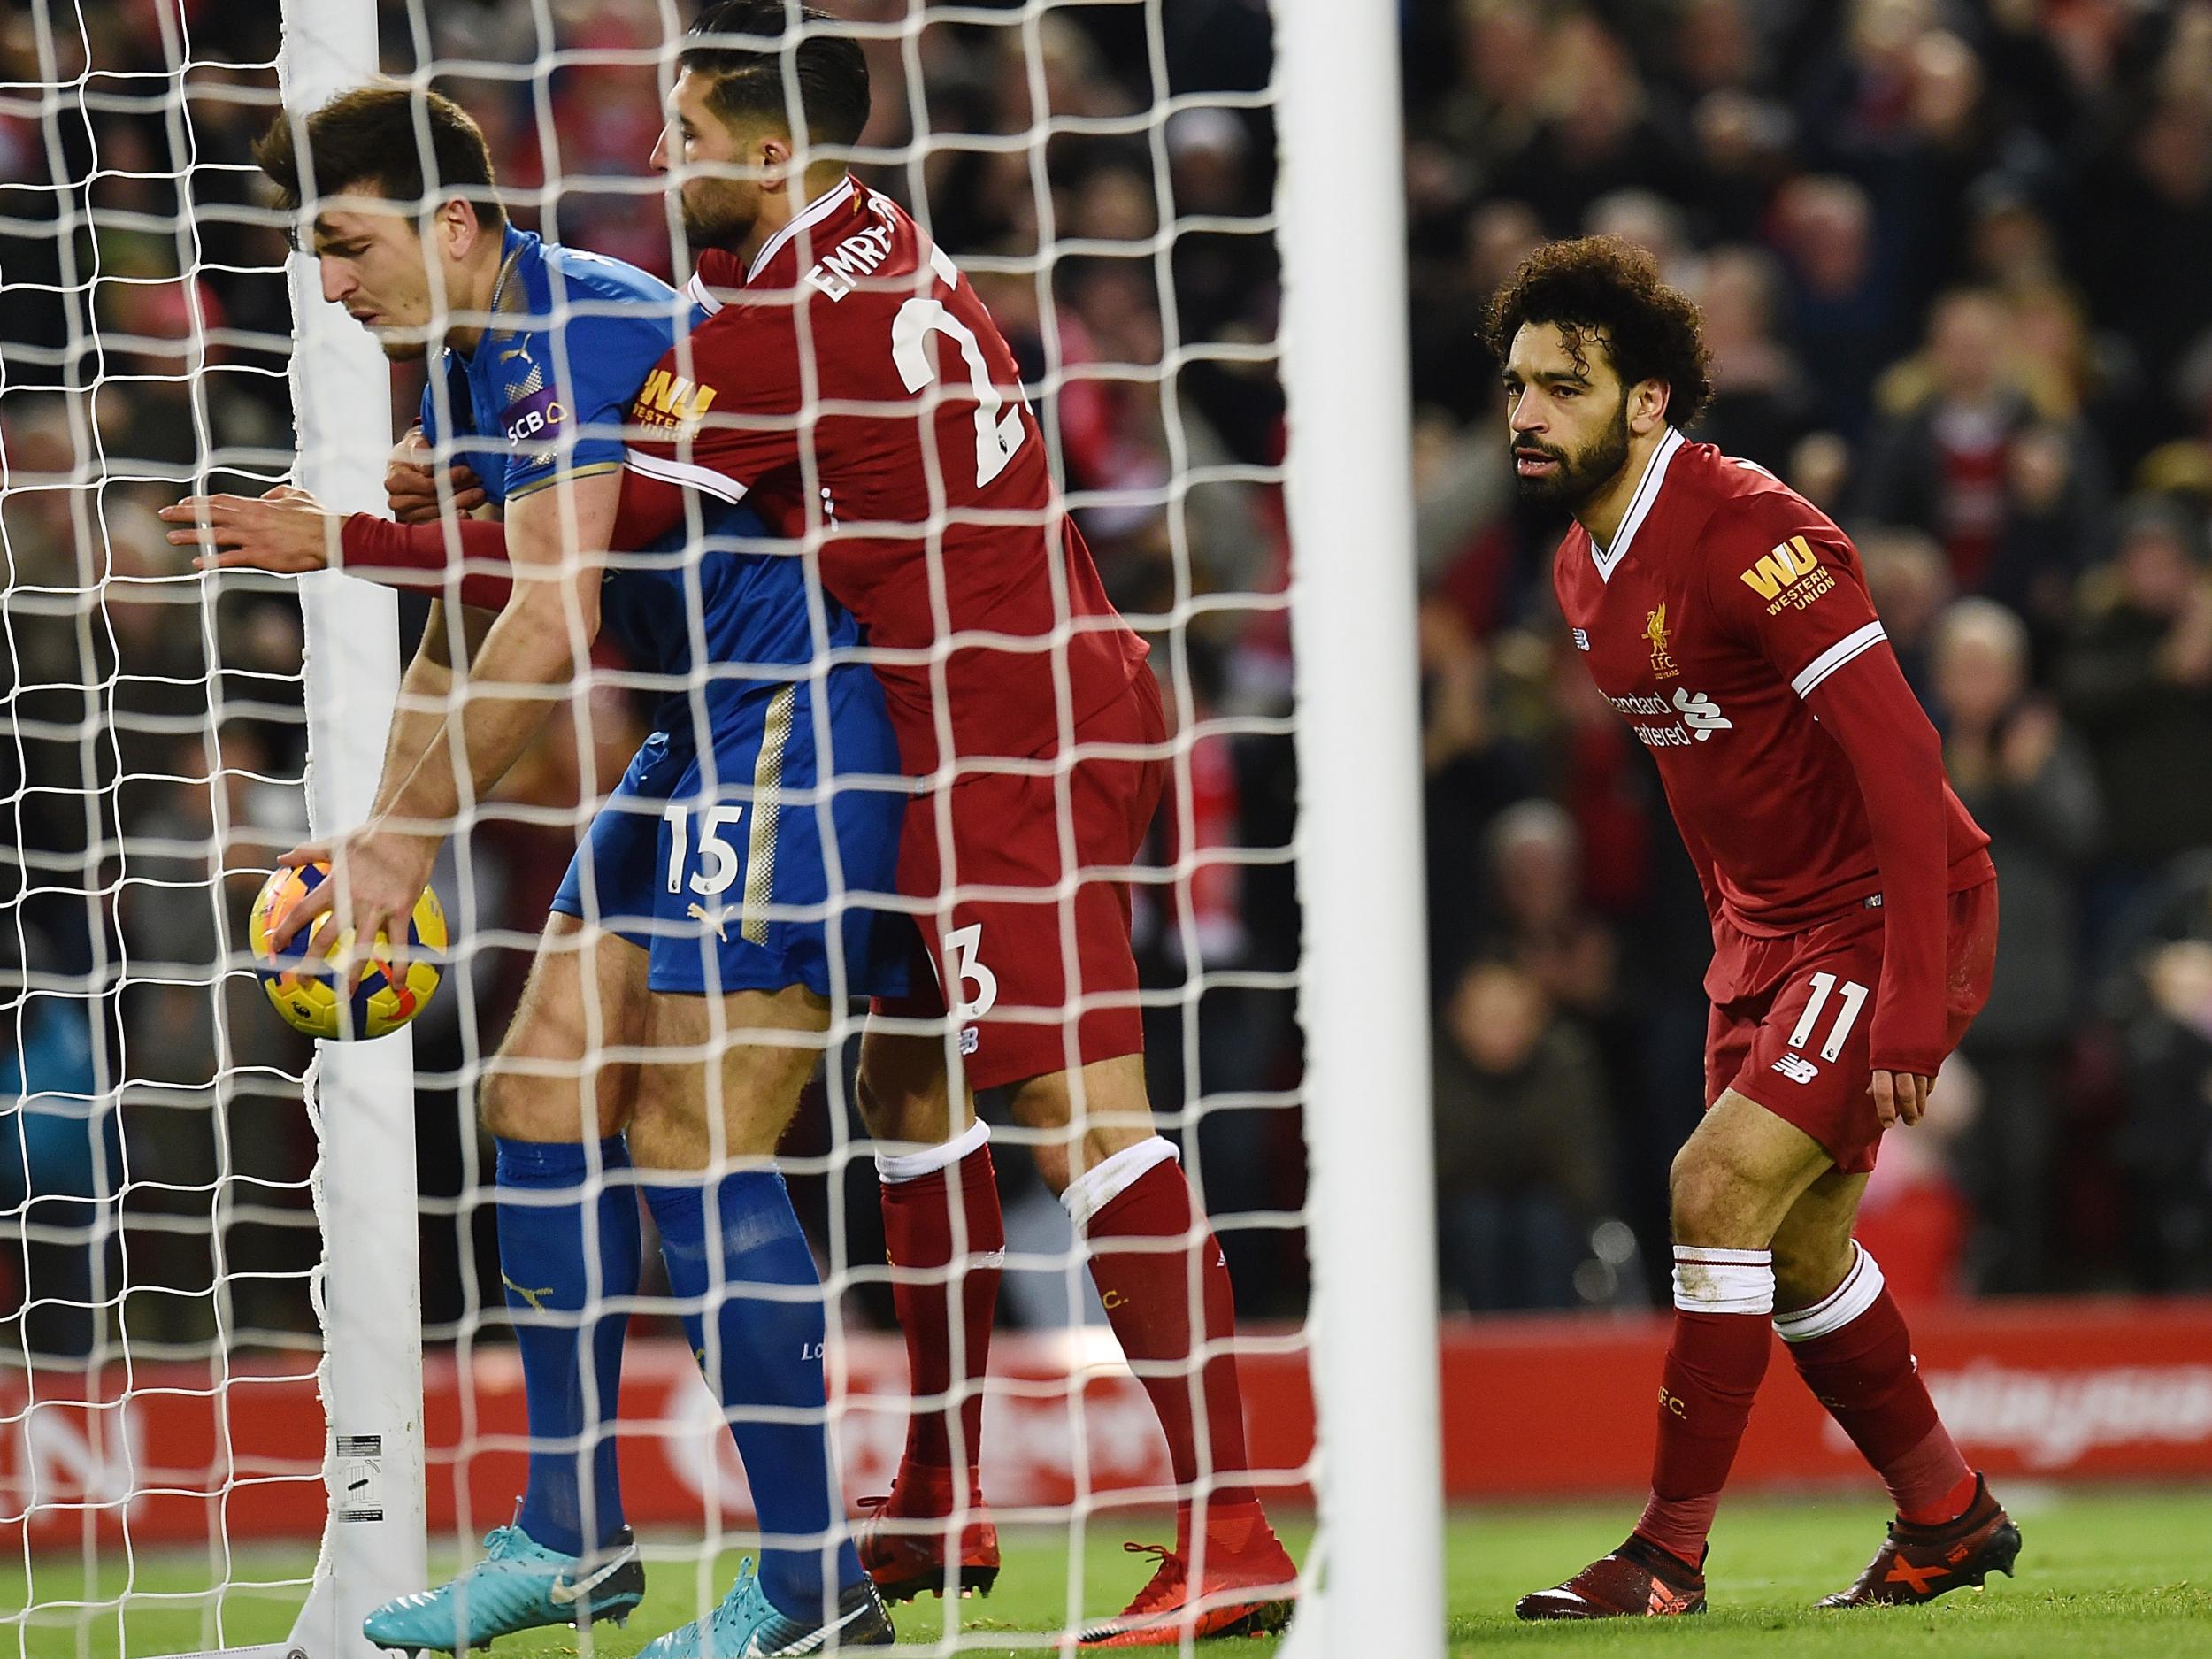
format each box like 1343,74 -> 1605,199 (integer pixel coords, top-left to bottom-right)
755,132 -> 794,195
433,196 -> 480,260
1631,378 -> 1670,435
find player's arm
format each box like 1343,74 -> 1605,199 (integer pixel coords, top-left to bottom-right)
269,471 -> 615,968
1798,647 -> 1948,1122
371,596 -> 498,818
618,317 -> 801,524
1715,525 -> 1949,1125
158,471 -> 515,610
376,472 -> 613,832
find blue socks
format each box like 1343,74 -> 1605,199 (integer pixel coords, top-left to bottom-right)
643,1169 -> 861,1621
496,1136 -> 640,1557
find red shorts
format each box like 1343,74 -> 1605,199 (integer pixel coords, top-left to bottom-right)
872,670 -> 1167,1091
1703,879 -> 1998,1174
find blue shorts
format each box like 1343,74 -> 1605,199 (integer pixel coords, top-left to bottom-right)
550,669 -> 909,999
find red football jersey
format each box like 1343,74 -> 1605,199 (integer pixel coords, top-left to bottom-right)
614,176 -> 1148,778
1554,430 -> 1993,1071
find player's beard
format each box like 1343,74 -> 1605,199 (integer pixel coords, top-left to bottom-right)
680,177 -> 756,254
1512,394 -> 1632,513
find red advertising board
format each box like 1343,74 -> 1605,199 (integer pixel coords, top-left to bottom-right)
5,1299 -> 2208,1548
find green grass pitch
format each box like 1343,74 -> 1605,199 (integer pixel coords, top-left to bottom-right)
7,1486 -> 2208,1657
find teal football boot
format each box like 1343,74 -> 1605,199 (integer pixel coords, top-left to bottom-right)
363,1523 -> 643,1652
637,1558 -> 893,1657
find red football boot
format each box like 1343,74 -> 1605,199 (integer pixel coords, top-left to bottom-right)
856,1465 -> 999,1603
1515,1534 -> 1707,1619
1818,1473 -> 2021,1608
1076,1502 -> 1297,1648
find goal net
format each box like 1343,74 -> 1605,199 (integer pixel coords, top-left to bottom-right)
2,0 -> 1436,1654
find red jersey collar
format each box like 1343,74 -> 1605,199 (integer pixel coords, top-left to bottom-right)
687,174 -> 860,311
1589,425 -> 1686,583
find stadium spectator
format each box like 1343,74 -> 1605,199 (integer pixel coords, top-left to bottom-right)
1931,598 -> 2101,1293
1770,174 -> 1899,437
2096,852 -> 2212,1290
1856,525 -> 1953,698
1688,244 -> 1822,473
2060,498 -> 2212,895
1855,288 -> 2105,595
1430,957 -> 1610,1311
0,926 -> 111,1363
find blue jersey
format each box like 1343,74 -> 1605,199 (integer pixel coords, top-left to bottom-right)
418,226 -> 856,732
420,227 -> 908,1000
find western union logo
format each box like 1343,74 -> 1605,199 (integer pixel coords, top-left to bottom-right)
631,369 -> 718,427
1740,535 -> 1820,600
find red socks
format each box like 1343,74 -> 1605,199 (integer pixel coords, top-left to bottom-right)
1635,1245 -> 1776,1565
1072,1139 -> 1256,1536
1776,1242 -> 1975,1525
877,1125 -> 1004,1482
1635,1240 -> 1979,1565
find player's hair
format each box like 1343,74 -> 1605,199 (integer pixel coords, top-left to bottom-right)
1483,235 -> 1712,430
681,1 -> 871,150
253,84 -> 506,233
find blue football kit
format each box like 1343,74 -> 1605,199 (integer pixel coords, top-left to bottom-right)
419,226 -> 903,1000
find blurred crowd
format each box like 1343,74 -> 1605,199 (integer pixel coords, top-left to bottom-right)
7,0 -> 2212,1374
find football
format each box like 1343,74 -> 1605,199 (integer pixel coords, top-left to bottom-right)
248,861 -> 446,1040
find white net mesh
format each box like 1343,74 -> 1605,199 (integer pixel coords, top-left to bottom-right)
3,3 -> 333,1652
4,1 -> 1318,1652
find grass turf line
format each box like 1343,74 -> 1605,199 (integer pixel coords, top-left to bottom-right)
5,1488 -> 2208,1657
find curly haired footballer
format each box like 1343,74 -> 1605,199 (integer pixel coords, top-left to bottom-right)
1496,234 -> 2016,1625
1484,234 -> 1713,431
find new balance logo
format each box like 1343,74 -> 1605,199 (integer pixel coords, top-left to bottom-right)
1572,627 -> 1591,650
1671,687 -> 1733,740
1772,1053 -> 1819,1085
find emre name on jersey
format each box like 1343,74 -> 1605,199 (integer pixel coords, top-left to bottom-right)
803,197 -> 902,301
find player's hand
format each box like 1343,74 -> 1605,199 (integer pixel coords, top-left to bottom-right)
161,487 -> 342,573
387,427 -> 488,524
1869,1068 -> 1932,1129
271,826 -> 436,995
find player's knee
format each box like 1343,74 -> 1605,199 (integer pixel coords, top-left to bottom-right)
1031,1136 -> 1072,1197
623,1094 -> 697,1171
1771,1230 -> 1855,1310
856,1047 -> 954,1145
478,1069 -> 531,1141
1668,1141 -> 1752,1245
479,1059 -> 627,1143
853,1062 -> 908,1139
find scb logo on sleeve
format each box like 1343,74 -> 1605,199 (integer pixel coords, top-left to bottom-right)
503,385 -> 568,444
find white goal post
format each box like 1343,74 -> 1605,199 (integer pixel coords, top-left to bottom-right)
269,0 -> 429,1652
1273,0 -> 1445,1649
